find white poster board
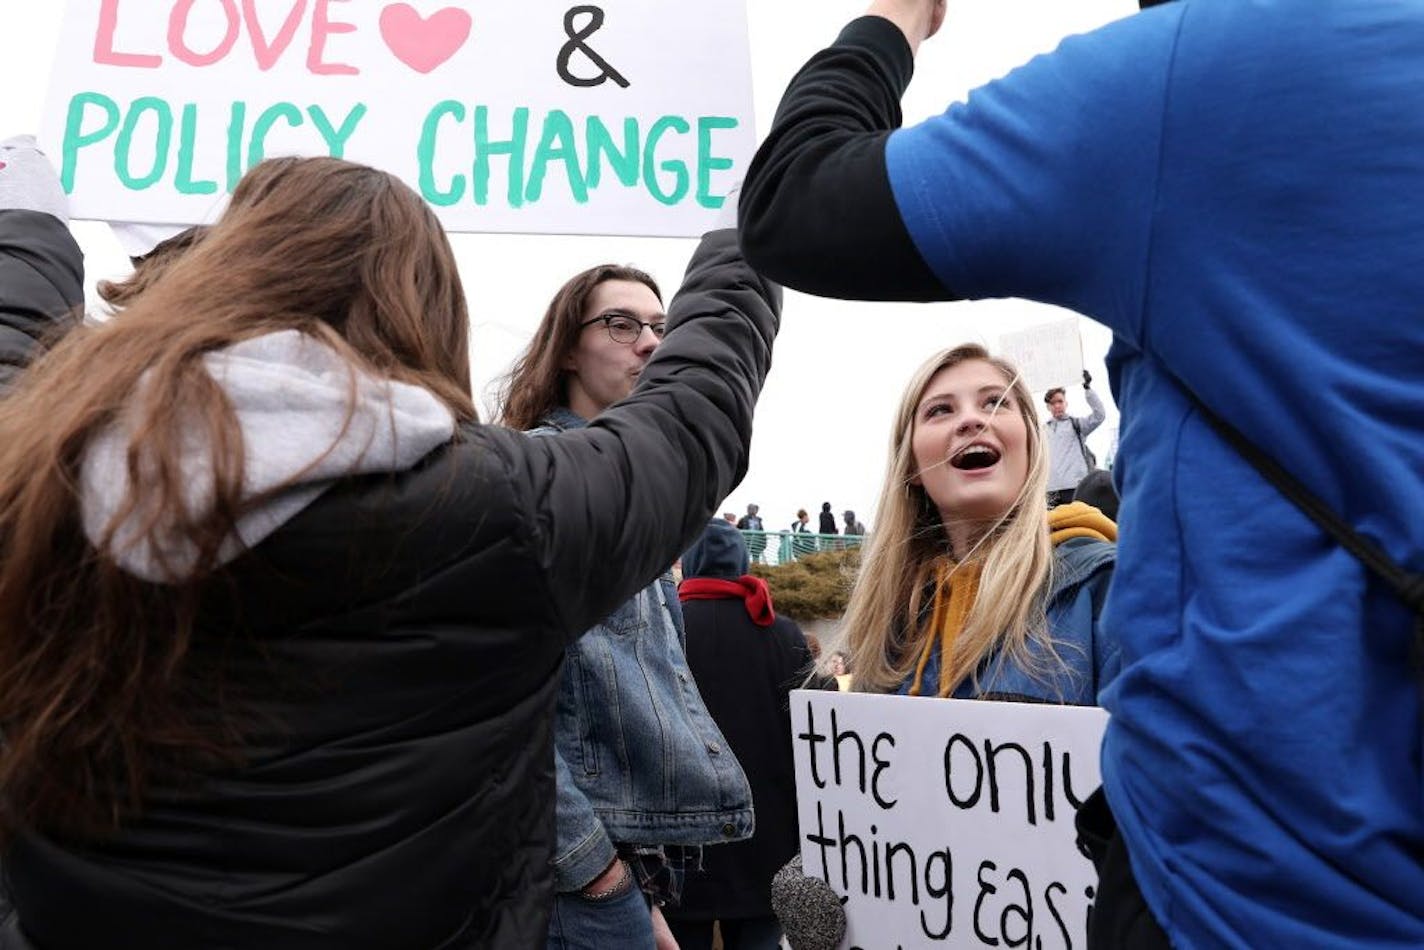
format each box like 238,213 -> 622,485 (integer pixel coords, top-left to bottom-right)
791,690 -> 1107,949
996,318 -> 1084,393
40,0 -> 756,237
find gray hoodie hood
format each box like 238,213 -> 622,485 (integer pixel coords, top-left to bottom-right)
81,329 -> 456,583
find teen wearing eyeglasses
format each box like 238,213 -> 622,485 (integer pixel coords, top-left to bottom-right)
498,261 -> 755,950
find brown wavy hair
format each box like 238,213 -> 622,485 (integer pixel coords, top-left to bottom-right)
495,264 -> 659,430
96,225 -> 210,310
0,156 -> 473,840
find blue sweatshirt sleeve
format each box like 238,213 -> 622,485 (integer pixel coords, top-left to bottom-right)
886,7 -> 1185,348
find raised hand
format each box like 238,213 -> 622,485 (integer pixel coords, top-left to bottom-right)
0,136 -> 69,223
866,0 -> 948,55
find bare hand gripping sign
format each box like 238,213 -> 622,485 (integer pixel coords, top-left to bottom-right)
791,691 -> 1107,949
41,0 -> 755,237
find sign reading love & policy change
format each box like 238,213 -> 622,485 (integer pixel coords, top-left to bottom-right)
791,690 -> 1108,949
41,0 -> 756,236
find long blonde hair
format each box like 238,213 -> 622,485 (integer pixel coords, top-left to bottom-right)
842,344 -> 1053,695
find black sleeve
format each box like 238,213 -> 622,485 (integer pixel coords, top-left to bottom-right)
739,16 -> 951,302
0,210 -> 84,395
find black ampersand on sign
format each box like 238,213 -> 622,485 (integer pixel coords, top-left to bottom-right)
557,5 -> 630,89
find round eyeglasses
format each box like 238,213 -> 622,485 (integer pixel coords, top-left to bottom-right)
579,313 -> 667,344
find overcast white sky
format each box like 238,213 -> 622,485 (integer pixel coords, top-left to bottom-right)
0,0 -> 1134,532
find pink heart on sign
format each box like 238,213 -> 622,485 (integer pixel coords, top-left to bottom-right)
0,162 -> 7,172
379,4 -> 472,74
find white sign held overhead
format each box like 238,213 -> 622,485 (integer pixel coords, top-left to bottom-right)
791,690 -> 1107,949
40,0 -> 756,237
997,318 -> 1084,393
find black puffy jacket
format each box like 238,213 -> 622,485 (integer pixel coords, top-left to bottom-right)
0,227 -> 780,949
0,210 -> 82,393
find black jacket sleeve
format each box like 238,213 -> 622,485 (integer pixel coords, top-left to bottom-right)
0,210 -> 83,394
508,228 -> 782,641
739,16 -> 950,302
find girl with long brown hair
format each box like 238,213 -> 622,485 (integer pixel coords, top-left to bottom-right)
0,154 -> 781,948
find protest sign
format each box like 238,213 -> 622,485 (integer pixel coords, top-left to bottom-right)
791,690 -> 1107,949
40,0 -> 756,237
997,318 -> 1084,393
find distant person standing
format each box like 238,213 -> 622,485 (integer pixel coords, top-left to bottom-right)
789,509 -> 814,559
842,510 -> 866,537
738,503 -> 767,563
817,502 -> 838,535
1045,371 -> 1105,507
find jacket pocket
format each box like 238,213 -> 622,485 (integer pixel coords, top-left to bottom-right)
567,650 -> 601,776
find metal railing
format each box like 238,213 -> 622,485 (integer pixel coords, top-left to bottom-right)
738,530 -> 864,567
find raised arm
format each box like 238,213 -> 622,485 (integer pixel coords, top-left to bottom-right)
741,5 -> 1183,342
0,137 -> 83,394
1080,385 -> 1107,435
504,228 -> 781,640
739,16 -> 946,301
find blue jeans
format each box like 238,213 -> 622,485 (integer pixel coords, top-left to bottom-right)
546,880 -> 655,950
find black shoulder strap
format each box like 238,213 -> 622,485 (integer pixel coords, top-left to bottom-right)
1069,417 -> 1094,470
1192,397 -> 1424,611
1187,392 -> 1424,689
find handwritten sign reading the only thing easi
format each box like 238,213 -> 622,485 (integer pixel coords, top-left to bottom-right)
41,0 -> 756,237
791,690 -> 1108,949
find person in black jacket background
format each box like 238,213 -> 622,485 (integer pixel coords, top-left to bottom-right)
0,134 -> 85,942
0,136 -> 81,395
667,519 -> 813,950
0,150 -> 780,949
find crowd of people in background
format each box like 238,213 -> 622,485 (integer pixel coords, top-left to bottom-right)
725,502 -> 870,564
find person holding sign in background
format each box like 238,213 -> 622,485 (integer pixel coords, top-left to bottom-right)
498,253 -> 757,950
837,344 -> 1118,703
740,0 -> 1424,945
1044,370 -> 1105,508
0,152 -> 780,948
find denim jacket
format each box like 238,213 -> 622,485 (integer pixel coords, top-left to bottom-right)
897,537 -> 1120,703
533,408 -> 754,892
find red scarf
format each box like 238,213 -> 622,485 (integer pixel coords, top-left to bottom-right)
678,575 -> 775,627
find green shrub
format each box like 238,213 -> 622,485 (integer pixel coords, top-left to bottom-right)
751,548 -> 862,620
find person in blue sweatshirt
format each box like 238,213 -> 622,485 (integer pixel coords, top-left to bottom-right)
739,0 -> 1424,946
